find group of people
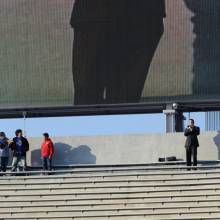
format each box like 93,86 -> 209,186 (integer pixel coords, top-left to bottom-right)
0,119 -> 200,173
0,130 -> 54,173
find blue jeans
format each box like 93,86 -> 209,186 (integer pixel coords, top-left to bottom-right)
42,157 -> 52,171
11,155 -> 27,172
0,157 -> 9,172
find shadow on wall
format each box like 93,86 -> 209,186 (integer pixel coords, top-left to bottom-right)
184,0 -> 220,96
31,143 -> 96,166
213,132 -> 220,160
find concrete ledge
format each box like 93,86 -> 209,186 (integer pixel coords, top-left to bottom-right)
24,131 -> 220,166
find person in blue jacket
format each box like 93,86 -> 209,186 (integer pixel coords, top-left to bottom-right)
0,132 -> 10,173
9,129 -> 29,172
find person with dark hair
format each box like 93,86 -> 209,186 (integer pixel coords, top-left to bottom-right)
184,119 -> 200,169
41,133 -> 54,171
0,132 -> 10,173
70,0 -> 166,105
10,129 -> 29,172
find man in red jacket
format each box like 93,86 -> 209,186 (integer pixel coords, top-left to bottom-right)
41,133 -> 54,171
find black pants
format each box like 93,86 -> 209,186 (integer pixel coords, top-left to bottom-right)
186,147 -> 197,167
0,156 -> 9,172
42,157 -> 52,171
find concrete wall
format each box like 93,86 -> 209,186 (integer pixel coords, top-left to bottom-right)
22,131 -> 220,166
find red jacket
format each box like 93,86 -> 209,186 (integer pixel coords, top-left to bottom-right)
41,138 -> 54,158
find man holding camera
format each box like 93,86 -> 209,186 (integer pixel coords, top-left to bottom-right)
184,119 -> 200,169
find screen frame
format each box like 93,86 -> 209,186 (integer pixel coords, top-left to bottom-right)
0,99 -> 220,118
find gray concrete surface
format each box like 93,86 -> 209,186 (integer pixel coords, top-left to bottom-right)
1,165 -> 220,219
19,131 -> 220,166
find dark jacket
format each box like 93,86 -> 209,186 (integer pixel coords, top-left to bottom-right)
0,137 -> 9,157
184,126 -> 200,148
70,0 -> 166,28
9,136 -> 29,157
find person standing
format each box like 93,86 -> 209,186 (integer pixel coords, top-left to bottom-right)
184,119 -> 200,169
41,133 -> 54,171
10,129 -> 29,172
0,132 -> 10,173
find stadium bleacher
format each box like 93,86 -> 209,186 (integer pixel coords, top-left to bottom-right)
1,164 -> 220,220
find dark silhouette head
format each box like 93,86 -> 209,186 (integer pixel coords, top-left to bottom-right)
188,119 -> 195,127
0,132 -> 6,138
15,129 -> 23,137
43,133 -> 50,141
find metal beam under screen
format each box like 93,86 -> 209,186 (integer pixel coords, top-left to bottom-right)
1,0 -> 220,118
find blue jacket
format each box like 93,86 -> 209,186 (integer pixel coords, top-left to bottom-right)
0,138 -> 9,157
9,136 -> 29,157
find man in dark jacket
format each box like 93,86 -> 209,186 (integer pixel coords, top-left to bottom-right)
70,0 -> 166,104
10,129 -> 29,172
184,119 -> 200,168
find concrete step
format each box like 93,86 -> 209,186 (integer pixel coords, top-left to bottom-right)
0,190 -> 219,204
1,185 -> 219,201
2,164 -> 220,175
1,194 -> 220,205
2,216 -> 220,220
1,207 -> 220,219
162,217 -> 220,220
0,201 -> 220,213
2,169 -> 220,182
0,196 -> 220,210
1,176 -> 220,191
1,190 -> 220,202
2,177 -> 220,188
0,184 -> 219,197
1,179 -> 220,191
1,196 -> 220,206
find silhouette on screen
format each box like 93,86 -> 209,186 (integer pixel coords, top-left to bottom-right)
184,0 -> 220,96
70,0 -> 166,105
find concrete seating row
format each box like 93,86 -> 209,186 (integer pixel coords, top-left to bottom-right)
1,164 -> 220,219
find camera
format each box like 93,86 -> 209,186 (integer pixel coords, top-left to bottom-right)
172,103 -> 179,110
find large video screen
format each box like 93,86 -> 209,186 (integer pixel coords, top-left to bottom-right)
1,0 -> 220,111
